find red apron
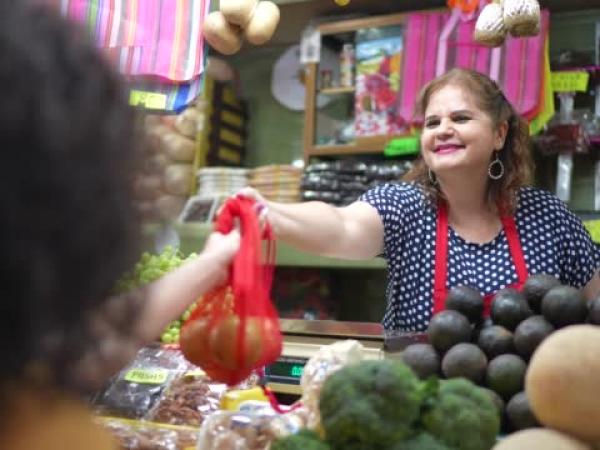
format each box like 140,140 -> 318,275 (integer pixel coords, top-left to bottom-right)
432,202 -> 529,316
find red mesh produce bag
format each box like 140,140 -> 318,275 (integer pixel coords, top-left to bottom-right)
180,197 -> 282,385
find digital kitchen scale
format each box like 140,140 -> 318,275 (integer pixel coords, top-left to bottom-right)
266,319 -> 384,395
265,319 -> 428,395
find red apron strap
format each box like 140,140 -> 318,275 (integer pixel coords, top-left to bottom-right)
500,215 -> 528,286
433,202 -> 449,314
433,205 -> 529,317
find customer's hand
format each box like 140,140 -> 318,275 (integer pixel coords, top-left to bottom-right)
202,229 -> 240,270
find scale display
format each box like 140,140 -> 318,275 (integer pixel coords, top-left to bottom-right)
265,356 -> 308,385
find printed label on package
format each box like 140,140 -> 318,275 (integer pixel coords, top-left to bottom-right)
551,71 -> 589,92
124,368 -> 169,384
129,90 -> 167,110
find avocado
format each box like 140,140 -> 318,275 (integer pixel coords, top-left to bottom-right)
491,288 -> 532,331
480,317 -> 494,329
513,315 -> 555,360
541,285 -> 588,327
473,316 -> 494,342
477,325 -> 515,359
441,343 -> 488,384
427,310 -> 472,354
588,296 -> 600,325
506,391 -> 541,431
522,274 -> 561,313
445,285 -> 484,323
486,354 -> 527,400
401,343 -> 441,379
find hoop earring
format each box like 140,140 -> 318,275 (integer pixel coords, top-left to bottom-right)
428,168 -> 438,185
488,153 -> 504,180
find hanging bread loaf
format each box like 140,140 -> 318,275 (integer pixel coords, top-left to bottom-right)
164,164 -> 194,196
503,0 -> 541,37
244,1 -> 280,45
174,108 -> 199,139
203,11 -> 243,55
160,132 -> 196,162
133,175 -> 163,201
143,153 -> 170,175
219,0 -> 258,26
156,194 -> 187,220
474,2 -> 507,47
136,201 -> 158,221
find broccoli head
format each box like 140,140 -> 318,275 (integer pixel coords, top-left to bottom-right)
271,430 -> 330,450
421,378 -> 500,450
391,433 -> 452,450
319,360 -> 424,448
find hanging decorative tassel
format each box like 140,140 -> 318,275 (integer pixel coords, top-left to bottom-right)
447,0 -> 481,15
474,0 -> 507,47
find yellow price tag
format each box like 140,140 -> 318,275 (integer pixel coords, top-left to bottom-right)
550,71 -> 589,93
124,368 -> 169,384
129,90 -> 167,110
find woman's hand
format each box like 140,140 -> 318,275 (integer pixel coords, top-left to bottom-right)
236,186 -> 278,235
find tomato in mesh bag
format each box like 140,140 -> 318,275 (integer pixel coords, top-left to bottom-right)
180,197 -> 282,385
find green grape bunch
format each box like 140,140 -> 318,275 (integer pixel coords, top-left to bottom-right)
114,245 -> 199,344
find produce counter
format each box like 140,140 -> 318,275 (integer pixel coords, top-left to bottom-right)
91,286 -> 600,450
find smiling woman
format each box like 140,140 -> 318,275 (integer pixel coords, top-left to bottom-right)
405,68 -> 532,216
237,67 -> 600,332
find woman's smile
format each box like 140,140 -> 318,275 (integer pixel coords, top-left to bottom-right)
434,143 -> 466,154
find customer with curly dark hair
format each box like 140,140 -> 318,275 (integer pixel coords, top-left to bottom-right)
0,3 -> 238,449
241,68 -> 600,331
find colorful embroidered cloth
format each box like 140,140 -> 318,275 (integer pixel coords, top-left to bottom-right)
55,0 -> 209,82
398,9 -> 549,124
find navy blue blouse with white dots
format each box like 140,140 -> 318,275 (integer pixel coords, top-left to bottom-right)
360,183 -> 600,331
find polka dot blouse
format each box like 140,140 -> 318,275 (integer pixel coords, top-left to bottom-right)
360,183 -> 600,331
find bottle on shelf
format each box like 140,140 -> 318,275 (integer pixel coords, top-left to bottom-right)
339,43 -> 355,88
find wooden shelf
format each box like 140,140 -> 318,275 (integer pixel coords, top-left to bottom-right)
318,13 -> 407,35
142,223 -> 386,269
306,134 -> 411,157
318,86 -> 356,95
303,12 -> 409,162
306,143 -> 384,157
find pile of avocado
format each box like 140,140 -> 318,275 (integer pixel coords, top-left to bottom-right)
401,274 -> 600,434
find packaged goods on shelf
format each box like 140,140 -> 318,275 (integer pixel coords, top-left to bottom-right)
197,410 -> 300,450
92,346 -> 192,419
147,371 -> 228,427
99,417 -> 199,450
301,160 -> 412,205
196,167 -> 249,198
249,165 -> 303,203
93,344 -> 260,431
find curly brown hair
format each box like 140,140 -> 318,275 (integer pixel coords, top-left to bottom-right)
0,2 -> 143,392
403,68 -> 533,214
